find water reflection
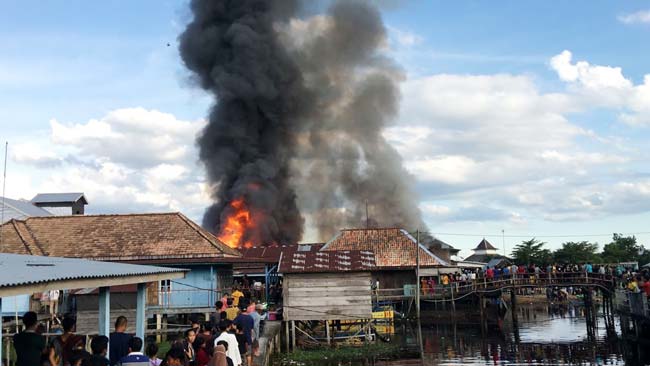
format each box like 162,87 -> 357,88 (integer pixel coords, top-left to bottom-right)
408,304 -> 642,365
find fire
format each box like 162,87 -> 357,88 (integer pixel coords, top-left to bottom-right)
217,198 -> 255,249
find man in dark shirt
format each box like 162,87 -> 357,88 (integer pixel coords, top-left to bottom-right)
90,335 -> 110,366
13,311 -> 46,366
233,307 -> 254,366
109,316 -> 132,366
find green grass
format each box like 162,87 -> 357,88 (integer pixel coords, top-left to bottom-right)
272,344 -> 403,366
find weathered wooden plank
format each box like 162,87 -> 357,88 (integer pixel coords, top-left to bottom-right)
288,273 -> 370,280
286,297 -> 371,307
284,307 -> 372,321
284,279 -> 371,288
286,289 -> 371,297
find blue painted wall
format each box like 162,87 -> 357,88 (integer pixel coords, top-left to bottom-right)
162,264 -> 232,309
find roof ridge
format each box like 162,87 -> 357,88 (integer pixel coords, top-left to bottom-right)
21,220 -> 47,256
24,212 -> 180,220
174,212 -> 242,257
340,227 -> 402,231
9,220 -> 34,255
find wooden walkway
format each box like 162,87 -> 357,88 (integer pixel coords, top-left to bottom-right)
375,272 -> 616,304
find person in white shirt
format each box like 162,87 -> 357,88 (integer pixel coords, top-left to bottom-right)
48,290 -> 60,317
214,320 -> 241,366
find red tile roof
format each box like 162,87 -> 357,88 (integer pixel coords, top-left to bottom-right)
0,213 -> 241,261
321,228 -> 448,268
279,250 -> 376,273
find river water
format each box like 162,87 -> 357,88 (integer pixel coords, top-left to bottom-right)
275,303 -> 650,366
395,303 -> 647,365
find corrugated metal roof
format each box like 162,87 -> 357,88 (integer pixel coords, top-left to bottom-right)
1,197 -> 52,223
31,193 -> 87,204
0,253 -> 186,290
279,250 -> 376,273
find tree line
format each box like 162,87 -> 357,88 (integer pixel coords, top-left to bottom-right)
510,234 -> 650,266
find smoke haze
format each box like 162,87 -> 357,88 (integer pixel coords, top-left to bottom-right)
180,0 -> 426,245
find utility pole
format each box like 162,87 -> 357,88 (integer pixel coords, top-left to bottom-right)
0,142 -> 7,253
502,229 -> 506,257
415,229 -> 420,318
365,200 -> 369,229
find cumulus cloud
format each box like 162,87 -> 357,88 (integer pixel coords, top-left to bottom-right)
550,50 -> 650,126
618,10 -> 650,24
9,108 -> 209,220
388,51 -> 648,226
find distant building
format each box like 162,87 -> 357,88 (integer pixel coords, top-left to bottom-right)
319,228 -> 449,290
31,192 -> 88,215
464,238 -> 509,264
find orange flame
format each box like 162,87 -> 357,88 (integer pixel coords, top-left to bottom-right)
217,198 -> 254,249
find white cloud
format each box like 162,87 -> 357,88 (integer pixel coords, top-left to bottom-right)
550,50 -> 650,126
618,10 -> 650,24
50,108 -> 203,168
387,52 -> 648,225
550,50 -> 631,90
9,108 -> 209,220
388,26 -> 423,47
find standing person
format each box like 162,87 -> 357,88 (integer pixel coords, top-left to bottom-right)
161,347 -> 187,366
220,294 -> 229,312
89,335 -> 110,366
225,299 -> 239,321
232,325 -> 247,366
233,307 -> 254,366
249,304 -> 262,341
49,289 -> 61,319
13,311 -> 46,366
214,321 -> 241,366
146,343 -> 162,366
210,344 -> 229,366
118,337 -> 149,365
183,329 -> 197,366
193,337 -> 211,366
110,316 -> 133,366
211,301 -> 225,324
231,287 -> 244,308
49,316 -> 85,366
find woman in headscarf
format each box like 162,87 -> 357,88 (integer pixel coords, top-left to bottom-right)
209,345 -> 228,366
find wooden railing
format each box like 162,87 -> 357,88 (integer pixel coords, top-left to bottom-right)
373,272 -> 616,303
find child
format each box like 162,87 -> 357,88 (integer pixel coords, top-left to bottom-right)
146,343 -> 162,366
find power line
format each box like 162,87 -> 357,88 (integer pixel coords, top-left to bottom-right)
433,231 -> 650,239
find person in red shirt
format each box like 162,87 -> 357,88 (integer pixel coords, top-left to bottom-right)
643,278 -> 650,297
193,336 -> 211,366
486,267 -> 494,280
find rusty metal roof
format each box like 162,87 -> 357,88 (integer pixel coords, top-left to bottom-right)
320,228 -> 448,268
278,250 -> 376,273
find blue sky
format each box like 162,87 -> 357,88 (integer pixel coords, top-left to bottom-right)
2,1 -> 650,257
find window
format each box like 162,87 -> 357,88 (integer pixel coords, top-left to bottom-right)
160,279 -> 172,293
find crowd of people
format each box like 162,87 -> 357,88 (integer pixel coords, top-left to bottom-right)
11,287 -> 266,366
417,263 -> 650,299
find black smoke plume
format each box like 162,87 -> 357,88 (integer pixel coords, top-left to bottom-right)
179,0 -> 310,246
180,0 -> 426,246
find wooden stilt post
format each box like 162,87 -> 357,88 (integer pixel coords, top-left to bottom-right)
325,320 -> 331,345
291,321 -> 296,351
285,321 -> 290,352
156,313 -> 162,343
